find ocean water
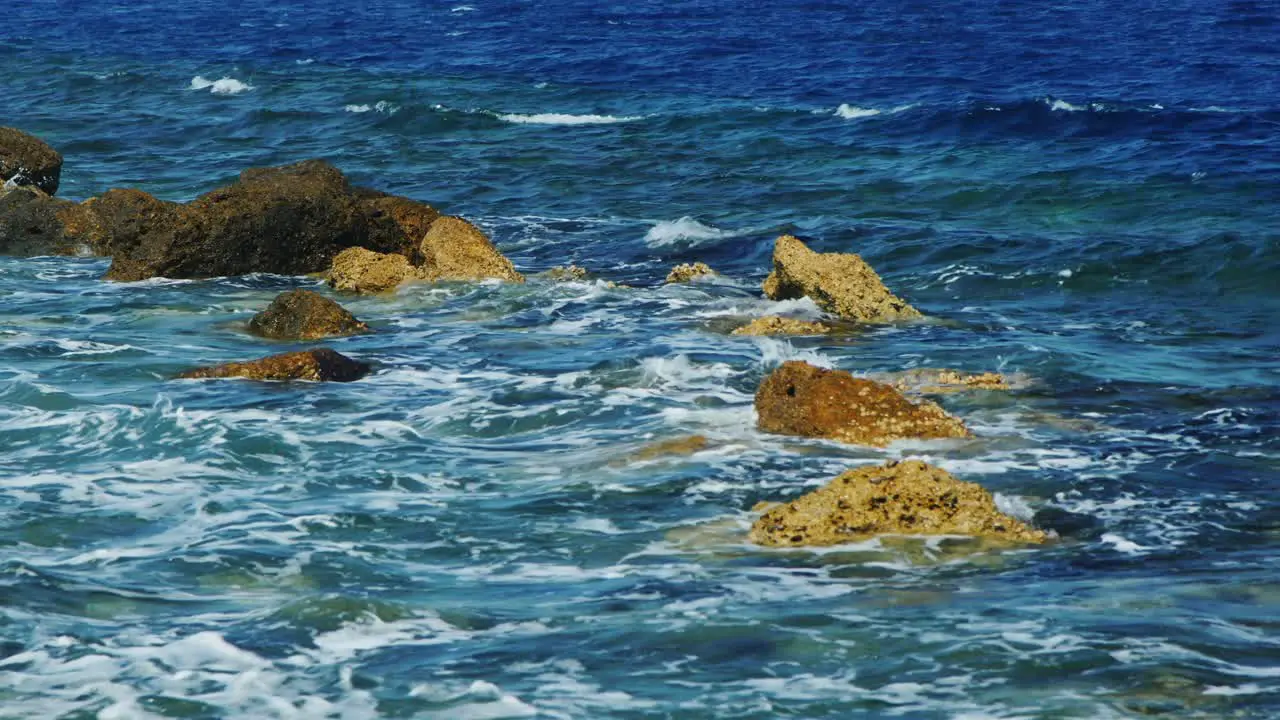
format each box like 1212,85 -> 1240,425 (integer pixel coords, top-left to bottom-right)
2,1 -> 1279,717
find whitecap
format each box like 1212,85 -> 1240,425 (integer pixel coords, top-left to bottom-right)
451,4 -> 476,11
1046,98 -> 1084,112
189,75 -> 254,95
496,112 -> 642,125
835,104 -> 881,119
643,216 -> 747,248
344,100 -> 397,114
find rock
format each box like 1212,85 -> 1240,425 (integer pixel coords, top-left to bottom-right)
356,188 -> 440,263
731,316 -> 832,337
328,246 -> 417,294
755,360 -> 970,447
630,434 -> 710,461
419,216 -> 524,283
762,235 -> 921,322
177,348 -> 370,382
879,368 -> 1011,395
542,264 -> 591,282
101,160 -> 369,281
0,186 -> 107,256
247,289 -> 369,340
665,262 -> 716,283
0,127 -> 62,195
749,459 -> 1046,546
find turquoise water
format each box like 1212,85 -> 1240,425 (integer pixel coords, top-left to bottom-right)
2,1 -> 1279,717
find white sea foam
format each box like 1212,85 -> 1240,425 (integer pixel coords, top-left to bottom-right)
189,75 -> 254,95
344,100 -> 397,114
642,216 -> 750,248
497,112 -> 642,125
1047,99 -> 1085,112
834,103 -> 914,119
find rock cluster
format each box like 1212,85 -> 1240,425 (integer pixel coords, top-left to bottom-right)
880,368 -> 1011,395
665,262 -> 716,283
177,348 -> 370,382
755,361 -> 970,447
247,289 -> 369,340
749,460 -> 1047,546
762,235 -> 921,322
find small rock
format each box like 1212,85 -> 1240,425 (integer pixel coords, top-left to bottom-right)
762,235 -> 921,322
247,289 -> 369,340
328,247 -> 416,294
177,348 -> 370,382
879,368 -> 1012,395
755,360 -> 970,447
0,127 -> 63,196
731,316 -> 832,337
749,459 -> 1046,546
542,264 -> 591,282
665,262 -> 716,283
419,216 -> 524,283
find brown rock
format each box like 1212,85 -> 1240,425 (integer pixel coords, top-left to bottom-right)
177,348 -> 370,382
755,360 -> 970,447
101,160 -> 370,281
542,264 -> 591,282
0,127 -> 62,195
665,262 -> 716,283
731,316 -> 832,337
247,289 -> 369,340
419,216 -> 524,283
880,368 -> 1011,395
762,235 -> 921,322
0,186 -> 107,256
328,246 -> 416,294
356,188 -> 440,263
749,459 -> 1046,546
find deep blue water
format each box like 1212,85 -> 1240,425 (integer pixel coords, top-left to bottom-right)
2,1 -> 1279,717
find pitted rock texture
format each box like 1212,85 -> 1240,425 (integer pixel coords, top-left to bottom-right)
419,216 -> 524,283
356,189 -> 440,263
755,361 -> 970,447
328,247 -> 417,294
0,186 -> 107,256
177,348 -> 370,382
762,235 -> 921,322
247,289 -> 369,340
749,460 -> 1046,546
0,127 -> 62,195
731,316 -> 832,337
665,262 -> 717,283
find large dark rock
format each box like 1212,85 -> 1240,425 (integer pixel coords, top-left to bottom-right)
177,348 -> 370,382
0,127 -> 62,196
0,186 -> 107,256
755,360 -> 970,447
100,160 -> 371,281
356,188 -> 440,263
750,460 -> 1046,546
247,289 -> 369,340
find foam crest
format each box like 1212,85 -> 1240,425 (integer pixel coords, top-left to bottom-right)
189,75 -> 254,95
497,112 -> 642,125
344,100 -> 397,114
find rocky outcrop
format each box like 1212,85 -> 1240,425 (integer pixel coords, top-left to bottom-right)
177,348 -> 370,382
247,289 -> 369,340
762,235 -> 921,322
100,160 -> 370,281
328,247 -> 417,294
0,127 -> 62,196
542,264 -> 591,282
749,459 -> 1046,546
878,368 -> 1011,395
755,361 -> 970,447
0,186 -> 107,256
419,216 -> 524,283
665,262 -> 716,283
356,189 -> 440,263
731,316 -> 832,337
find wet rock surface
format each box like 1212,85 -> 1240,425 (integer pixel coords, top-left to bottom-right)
356,189 -> 440,263
749,459 -> 1047,546
176,348 -> 370,382
665,262 -> 717,283
0,186 -> 106,256
877,368 -> 1013,394
731,316 -> 832,337
762,235 -> 921,322
327,247 -> 417,294
755,360 -> 970,447
419,216 -> 524,283
247,289 -> 369,340
0,127 -> 62,196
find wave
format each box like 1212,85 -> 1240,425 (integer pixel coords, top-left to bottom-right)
189,75 -> 253,95
496,112 -> 643,125
344,100 -> 398,114
834,103 -> 915,120
642,216 -> 762,249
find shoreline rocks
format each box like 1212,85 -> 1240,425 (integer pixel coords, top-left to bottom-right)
177,348 -> 370,382
419,216 -> 524,283
665,262 -> 716,284
328,247 -> 418,294
731,316 -> 832,337
0,127 -> 62,196
749,459 -> 1047,546
247,289 -> 369,340
0,186 -> 106,256
762,235 -> 921,322
877,368 -> 1012,395
756,360 -> 970,447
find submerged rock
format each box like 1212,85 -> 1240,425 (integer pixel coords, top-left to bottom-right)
879,368 -> 1012,395
177,348 -> 370,382
731,316 -> 832,337
356,189 -> 440,263
247,289 -> 369,340
328,246 -> 417,294
755,360 -> 970,447
419,216 -> 524,283
762,235 -> 921,322
665,262 -> 716,283
101,160 -> 369,281
749,460 -> 1046,546
631,434 -> 710,461
0,186 -> 107,256
0,127 -> 62,195
541,264 -> 591,282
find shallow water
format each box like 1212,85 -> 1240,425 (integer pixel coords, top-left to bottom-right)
2,1 -> 1279,717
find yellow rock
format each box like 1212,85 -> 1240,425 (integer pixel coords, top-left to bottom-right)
762,235 -> 921,322
665,262 -> 716,283
731,316 -> 832,336
419,216 -> 524,283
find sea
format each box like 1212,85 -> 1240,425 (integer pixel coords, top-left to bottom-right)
1,1 -> 1278,717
